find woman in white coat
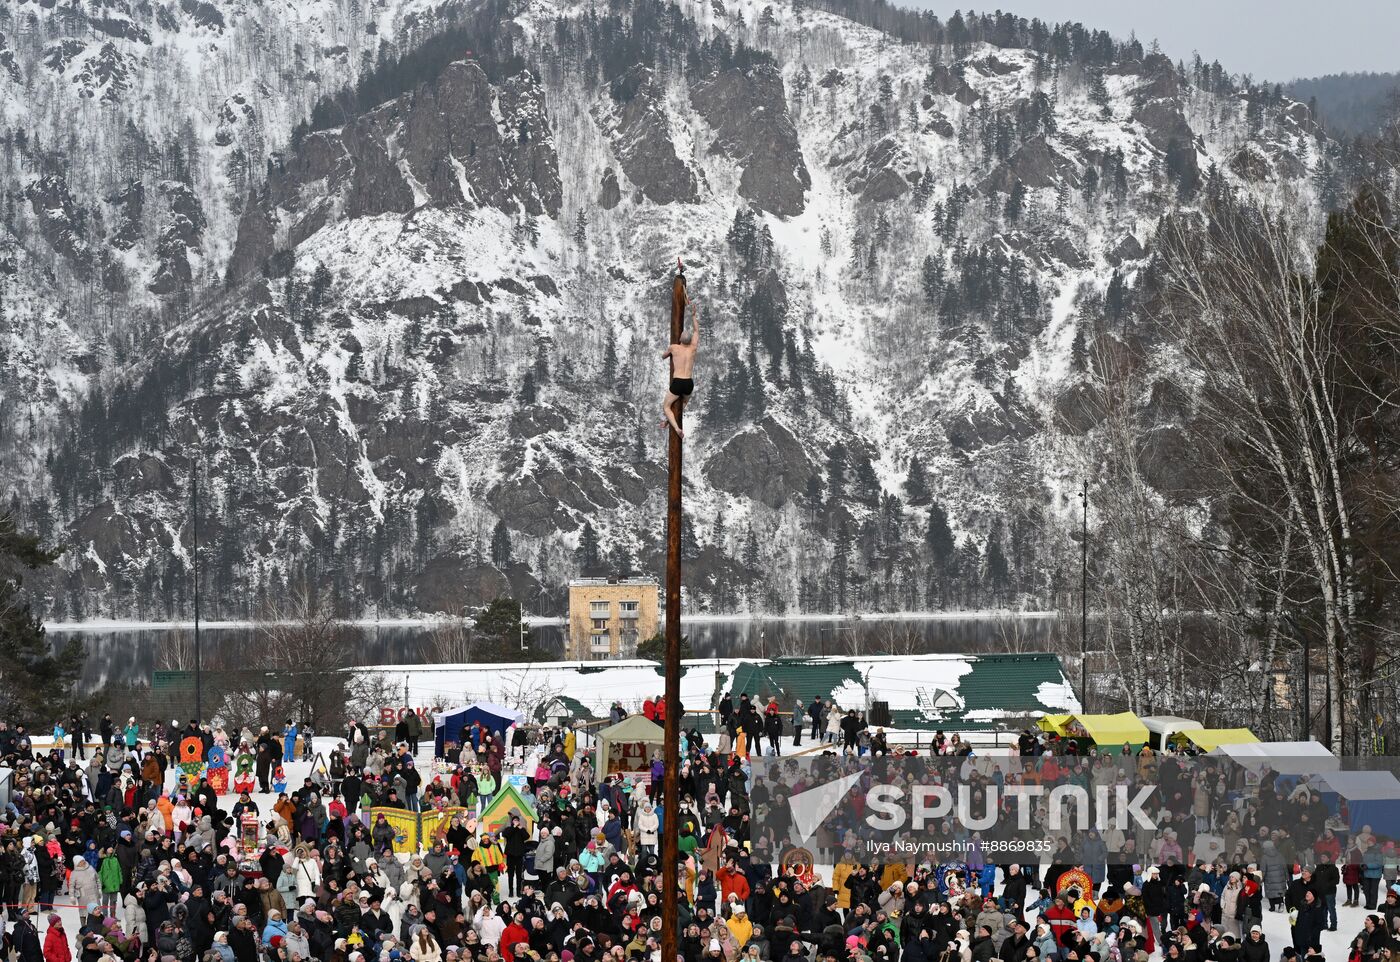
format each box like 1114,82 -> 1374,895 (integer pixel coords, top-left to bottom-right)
290,849 -> 322,900
825,705 -> 842,744
124,882 -> 150,943
69,856 -> 101,907
1219,872 -> 1243,937
636,800 -> 660,855
474,902 -> 506,944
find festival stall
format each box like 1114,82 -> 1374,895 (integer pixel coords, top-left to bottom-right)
1041,712 -> 1149,750
1172,728 -> 1259,752
1038,714 -> 1075,737
479,783 -> 538,834
594,714 -> 664,782
1311,770 -> 1400,836
1141,715 -> 1204,750
1074,712 -> 1149,749
1212,739 -> 1340,774
433,702 -> 525,758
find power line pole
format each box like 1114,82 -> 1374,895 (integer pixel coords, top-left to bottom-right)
1079,479 -> 1087,713
660,261 -> 687,962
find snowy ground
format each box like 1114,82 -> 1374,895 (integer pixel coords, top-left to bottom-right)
24,738 -> 1384,959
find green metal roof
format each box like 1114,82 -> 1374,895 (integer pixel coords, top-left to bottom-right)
717,654 -> 1073,732
957,653 -> 1072,714
725,660 -> 863,704
540,695 -> 601,722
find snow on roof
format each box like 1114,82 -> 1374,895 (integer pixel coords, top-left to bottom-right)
367,652 -> 1078,729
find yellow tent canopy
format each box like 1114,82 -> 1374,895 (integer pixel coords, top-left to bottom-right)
1038,714 -> 1074,736
1070,712 -> 1149,747
1174,728 -> 1259,751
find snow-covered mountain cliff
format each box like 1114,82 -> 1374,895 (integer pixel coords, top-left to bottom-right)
0,0 -> 1335,621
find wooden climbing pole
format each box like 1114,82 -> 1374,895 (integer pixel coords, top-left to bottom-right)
660,260 -> 687,962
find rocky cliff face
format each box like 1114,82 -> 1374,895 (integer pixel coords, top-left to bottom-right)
690,64 -> 810,216
595,66 -> 701,206
0,0 -> 1337,621
230,61 -> 563,282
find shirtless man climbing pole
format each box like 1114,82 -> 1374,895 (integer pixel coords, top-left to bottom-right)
661,300 -> 700,439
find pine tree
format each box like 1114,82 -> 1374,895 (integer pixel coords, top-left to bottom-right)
1005,179 -> 1026,223
573,209 -> 588,248
826,443 -> 848,497
575,521 -> 601,574
711,504 -> 728,550
490,519 -> 513,566
345,345 -> 364,381
0,512 -> 84,724
983,519 -> 1010,606
957,536 -> 983,607
852,455 -> 880,504
925,499 -> 955,609
1087,66 -> 1110,115
1105,270 -> 1127,326
522,370 -> 537,403
309,261 -> 333,307
1080,167 -> 1099,206
533,344 -> 550,384
601,327 -> 618,383
921,254 -> 944,306
832,518 -> 853,610
1070,325 -> 1088,372
904,454 -> 932,505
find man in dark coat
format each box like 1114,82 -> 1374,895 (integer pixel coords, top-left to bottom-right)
1291,889 -> 1326,953
1313,853 -> 1340,931
10,908 -> 43,962
764,711 -> 783,757
807,698 -> 824,741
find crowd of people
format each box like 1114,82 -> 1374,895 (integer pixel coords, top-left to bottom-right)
1,697 -> 1398,962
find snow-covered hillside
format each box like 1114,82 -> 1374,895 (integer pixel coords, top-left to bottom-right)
0,0 -> 1337,622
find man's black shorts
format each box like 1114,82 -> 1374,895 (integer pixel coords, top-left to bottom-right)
669,377 -> 694,397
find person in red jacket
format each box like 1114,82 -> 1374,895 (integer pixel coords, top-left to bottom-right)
718,858 -> 751,905
499,911 -> 530,958
1046,894 -> 1079,946
43,915 -> 72,962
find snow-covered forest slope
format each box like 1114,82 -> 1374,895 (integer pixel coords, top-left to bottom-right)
0,0 -> 1367,621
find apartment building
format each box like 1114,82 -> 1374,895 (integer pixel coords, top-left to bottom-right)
567,577 -> 660,660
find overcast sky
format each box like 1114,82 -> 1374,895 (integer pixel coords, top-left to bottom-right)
901,1 -> 1400,83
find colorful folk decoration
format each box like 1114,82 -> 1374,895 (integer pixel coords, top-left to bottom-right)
178,735 -> 205,783
240,811 -> 260,854
207,746 -> 229,796
478,784 -> 537,835
781,846 -> 816,886
232,751 -> 256,793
